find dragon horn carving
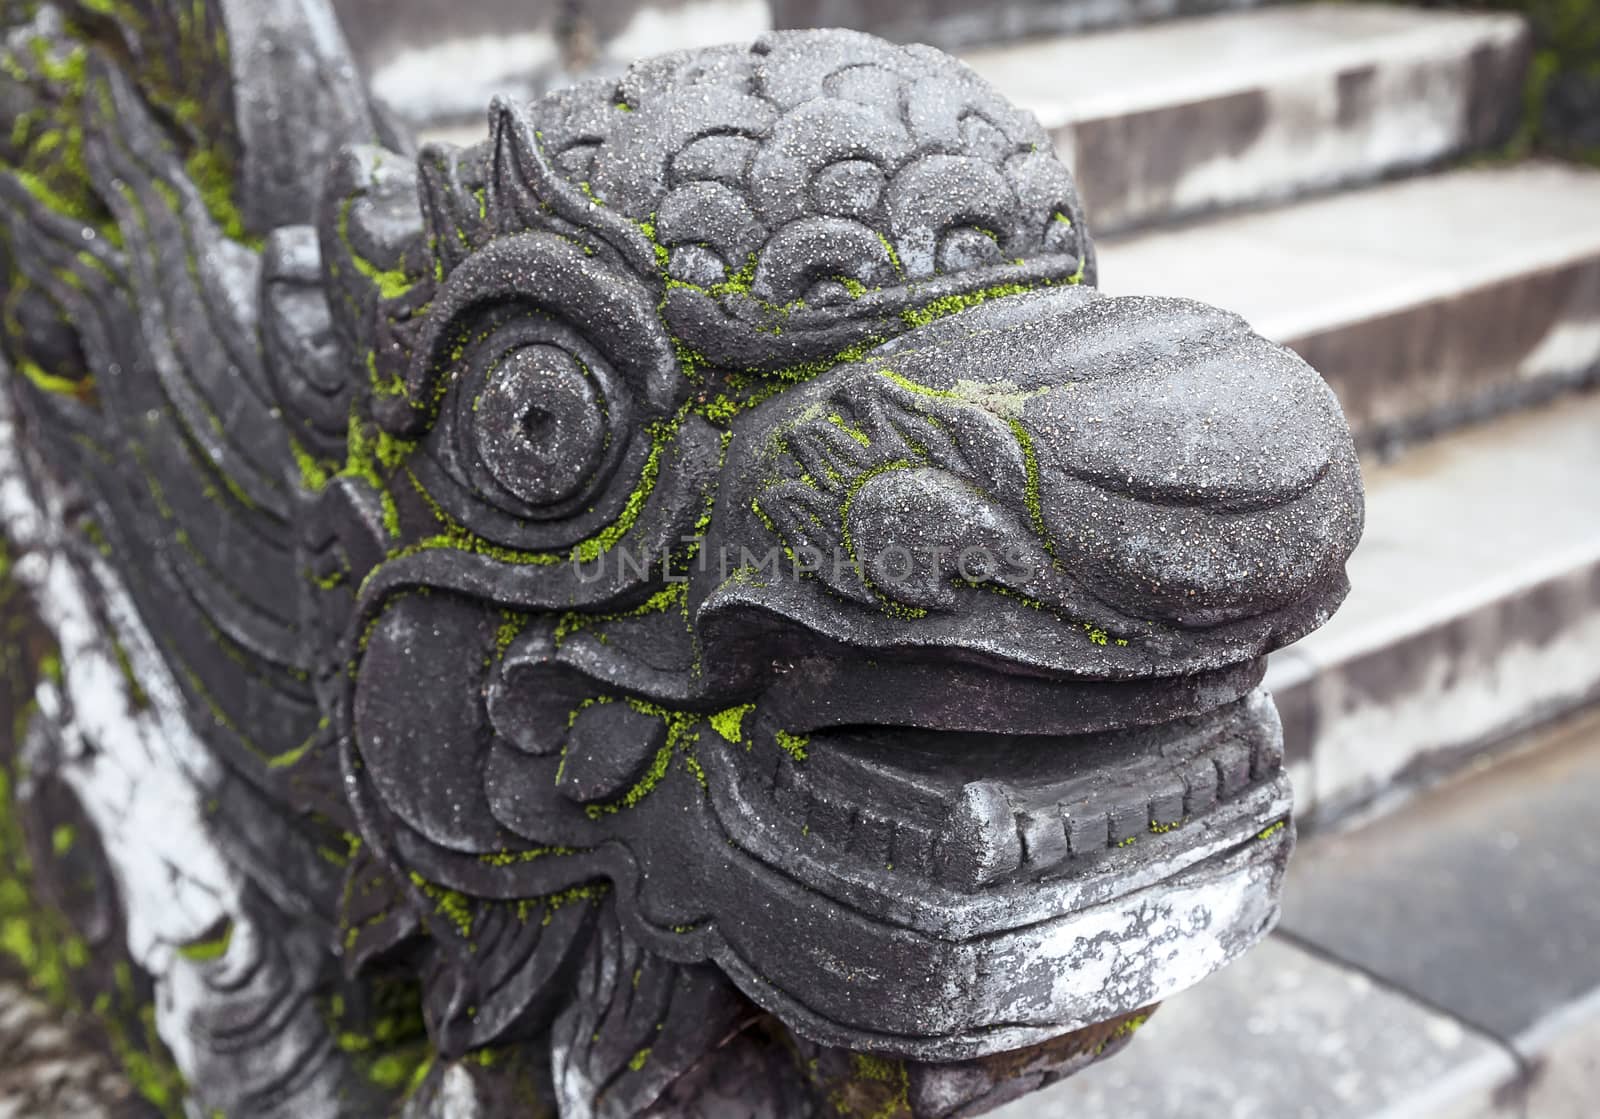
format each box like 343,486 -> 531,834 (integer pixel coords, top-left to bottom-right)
0,2 -> 1362,1117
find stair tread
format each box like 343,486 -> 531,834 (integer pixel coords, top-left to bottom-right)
1098,161 -> 1600,340
962,4 -> 1529,233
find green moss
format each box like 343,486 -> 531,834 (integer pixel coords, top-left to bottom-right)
264,717 -> 323,770
184,148 -> 253,245
1094,1010 -> 1152,1057
1,39 -> 124,247
1007,418 -> 1056,562
577,699 -> 704,819
822,1052 -> 912,1119
104,989 -> 187,1115
877,368 -> 958,399
709,703 -> 754,744
636,216 -> 671,270
17,356 -> 93,400
774,730 -> 809,762
408,872 -> 475,938
900,281 -> 1030,329
827,412 -> 871,447
337,198 -> 415,300
340,412 -> 406,537
1446,0 -> 1600,163
571,421 -> 666,563
479,844 -> 579,867
0,683 -> 187,1116
287,438 -> 327,492
176,920 -> 233,962
708,252 -> 760,299
494,610 -> 527,659
1257,820 -> 1287,841
876,232 -> 904,278
554,582 -> 686,647
628,1046 -> 652,1071
324,977 -> 433,1098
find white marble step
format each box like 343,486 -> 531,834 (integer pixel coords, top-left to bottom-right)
963,4 -> 1529,233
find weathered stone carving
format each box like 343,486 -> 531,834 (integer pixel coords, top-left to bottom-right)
0,2 -> 1363,1116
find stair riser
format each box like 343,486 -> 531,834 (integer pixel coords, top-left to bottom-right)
1290,257 -> 1600,450
1059,28 -> 1529,234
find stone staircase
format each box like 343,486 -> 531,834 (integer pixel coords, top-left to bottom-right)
1015,13 -> 1600,834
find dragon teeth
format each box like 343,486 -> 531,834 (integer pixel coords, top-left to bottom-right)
933,780 -> 1024,890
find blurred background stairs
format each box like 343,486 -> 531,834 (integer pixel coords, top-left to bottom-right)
340,1 -> 1600,1114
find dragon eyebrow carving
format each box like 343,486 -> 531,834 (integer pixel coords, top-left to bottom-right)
0,3 -> 1362,1117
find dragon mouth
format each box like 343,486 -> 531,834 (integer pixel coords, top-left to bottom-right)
755,694 -> 1282,891
694,685 -> 1293,1058
702,684 -> 1291,934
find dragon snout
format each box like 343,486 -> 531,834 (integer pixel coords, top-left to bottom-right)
698,286 -> 1362,678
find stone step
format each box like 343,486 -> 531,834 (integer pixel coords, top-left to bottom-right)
962,4 -> 1529,235
1271,390 -> 1600,829
987,704 -> 1600,1119
1099,161 -> 1600,449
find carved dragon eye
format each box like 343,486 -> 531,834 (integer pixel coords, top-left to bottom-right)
472,343 -> 608,506
444,308 -> 633,523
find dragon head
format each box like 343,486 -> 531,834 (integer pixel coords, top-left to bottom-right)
282,26 -> 1361,1113
0,2 -> 1360,1113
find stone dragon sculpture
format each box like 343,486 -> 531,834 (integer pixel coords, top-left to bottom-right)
0,1 -> 1363,1115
